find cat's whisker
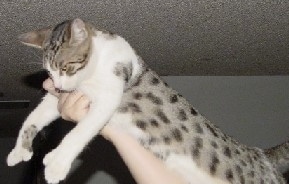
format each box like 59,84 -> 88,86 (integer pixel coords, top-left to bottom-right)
25,62 -> 42,65
23,48 -> 42,60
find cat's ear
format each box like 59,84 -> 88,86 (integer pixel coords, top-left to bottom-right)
69,18 -> 88,46
18,28 -> 51,49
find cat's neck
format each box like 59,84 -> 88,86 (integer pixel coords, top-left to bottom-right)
80,30 -> 141,85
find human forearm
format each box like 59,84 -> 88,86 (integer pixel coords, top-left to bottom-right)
106,128 -> 186,184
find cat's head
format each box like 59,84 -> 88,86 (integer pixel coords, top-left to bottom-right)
19,18 -> 92,92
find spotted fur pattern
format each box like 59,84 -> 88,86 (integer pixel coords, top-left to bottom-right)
112,64 -> 286,184
265,142 -> 289,171
21,125 -> 37,152
7,19 -> 288,184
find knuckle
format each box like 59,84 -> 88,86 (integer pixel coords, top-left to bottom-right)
61,113 -> 69,121
57,104 -> 62,113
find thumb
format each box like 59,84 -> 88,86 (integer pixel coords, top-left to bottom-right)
42,78 -> 60,98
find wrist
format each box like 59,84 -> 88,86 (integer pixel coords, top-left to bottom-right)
100,125 -> 131,145
100,125 -> 115,142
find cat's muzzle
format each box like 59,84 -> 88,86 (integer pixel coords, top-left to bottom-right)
56,89 -> 75,93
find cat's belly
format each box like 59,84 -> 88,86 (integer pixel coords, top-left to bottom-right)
108,112 -> 229,184
166,153 -> 230,184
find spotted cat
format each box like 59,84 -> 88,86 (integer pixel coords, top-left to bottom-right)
7,19 -> 289,184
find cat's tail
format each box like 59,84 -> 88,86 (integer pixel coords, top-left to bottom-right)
264,141 -> 289,170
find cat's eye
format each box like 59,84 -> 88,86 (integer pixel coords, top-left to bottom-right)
61,66 -> 67,72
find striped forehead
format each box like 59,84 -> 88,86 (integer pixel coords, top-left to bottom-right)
43,20 -> 71,68
49,20 -> 70,46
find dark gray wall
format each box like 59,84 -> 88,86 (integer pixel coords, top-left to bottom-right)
164,76 -> 289,148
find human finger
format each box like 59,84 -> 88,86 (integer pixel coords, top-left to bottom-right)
58,93 -> 70,112
58,92 -> 89,122
42,78 -> 60,97
62,91 -> 84,108
74,94 -> 90,110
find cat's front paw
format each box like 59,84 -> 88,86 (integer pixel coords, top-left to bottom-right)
43,148 -> 57,166
44,150 -> 71,184
7,147 -> 33,166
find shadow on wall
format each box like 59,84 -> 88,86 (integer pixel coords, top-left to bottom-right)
284,171 -> 289,183
35,120 -> 136,184
22,71 -> 49,90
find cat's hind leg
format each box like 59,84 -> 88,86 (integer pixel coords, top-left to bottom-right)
7,93 -> 60,166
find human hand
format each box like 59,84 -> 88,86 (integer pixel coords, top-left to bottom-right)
43,78 -> 89,122
42,78 -> 113,140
